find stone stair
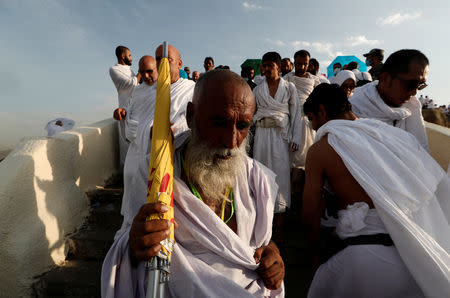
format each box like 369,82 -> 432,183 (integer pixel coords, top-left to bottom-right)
32,176 -> 124,297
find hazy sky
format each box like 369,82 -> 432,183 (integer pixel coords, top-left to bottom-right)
1,0 -> 449,148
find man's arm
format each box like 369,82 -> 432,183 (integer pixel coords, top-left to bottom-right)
302,140 -> 325,271
253,241 -> 285,290
110,67 -> 139,91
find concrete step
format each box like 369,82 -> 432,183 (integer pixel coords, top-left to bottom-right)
32,177 -> 124,297
32,260 -> 102,298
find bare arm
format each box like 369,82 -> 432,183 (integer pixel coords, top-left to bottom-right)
302,140 -> 325,270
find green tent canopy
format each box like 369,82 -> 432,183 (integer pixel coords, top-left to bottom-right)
240,59 -> 262,75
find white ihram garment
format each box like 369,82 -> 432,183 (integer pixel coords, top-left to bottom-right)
309,203 -> 424,298
284,72 -> 318,168
109,64 -> 139,165
314,119 -> 450,297
101,143 -> 284,297
253,78 -> 301,212
350,81 -> 429,151
120,78 -> 194,226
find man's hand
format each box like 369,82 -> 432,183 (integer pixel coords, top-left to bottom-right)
254,241 -> 285,290
129,203 -> 172,262
113,108 -> 127,121
291,142 -> 299,152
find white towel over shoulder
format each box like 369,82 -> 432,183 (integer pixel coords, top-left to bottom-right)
316,118 -> 450,297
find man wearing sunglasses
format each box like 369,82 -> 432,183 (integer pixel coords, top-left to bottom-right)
350,49 -> 429,151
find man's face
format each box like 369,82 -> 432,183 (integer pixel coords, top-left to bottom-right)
204,59 -> 214,71
155,45 -> 182,83
340,78 -> 356,98
192,71 -> 200,82
281,59 -> 292,75
249,69 -> 255,79
192,82 -> 254,153
308,63 -> 315,74
123,50 -> 132,66
381,61 -> 428,107
184,68 -> 190,76
139,59 -> 158,85
294,56 -> 309,76
262,61 -> 280,80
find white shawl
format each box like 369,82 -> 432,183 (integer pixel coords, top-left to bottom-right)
120,78 -> 195,225
253,78 -> 302,144
350,81 -> 429,151
284,72 -> 319,103
316,119 -> 450,297
102,151 -> 284,297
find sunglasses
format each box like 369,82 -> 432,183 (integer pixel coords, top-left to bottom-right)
393,75 -> 428,91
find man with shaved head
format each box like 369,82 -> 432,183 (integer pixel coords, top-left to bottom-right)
102,70 -> 285,297
110,45 -> 141,165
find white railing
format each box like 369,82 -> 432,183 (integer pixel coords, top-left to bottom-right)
0,119 -> 119,297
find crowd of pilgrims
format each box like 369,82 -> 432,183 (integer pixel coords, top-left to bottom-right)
104,44 -> 448,298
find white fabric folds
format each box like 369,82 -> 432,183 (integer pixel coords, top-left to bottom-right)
101,150 -> 284,297
315,119 -> 450,297
121,78 -> 195,225
253,78 -> 301,211
350,81 -> 429,151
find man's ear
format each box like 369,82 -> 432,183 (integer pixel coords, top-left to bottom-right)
378,72 -> 390,88
318,104 -> 329,121
178,58 -> 183,70
186,102 -> 194,129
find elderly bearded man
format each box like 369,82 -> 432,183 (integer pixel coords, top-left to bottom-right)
102,70 -> 285,298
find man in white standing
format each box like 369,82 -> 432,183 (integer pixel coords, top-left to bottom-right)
109,45 -> 141,166
252,51 -> 301,239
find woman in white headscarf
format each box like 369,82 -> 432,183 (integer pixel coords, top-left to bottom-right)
334,70 -> 356,98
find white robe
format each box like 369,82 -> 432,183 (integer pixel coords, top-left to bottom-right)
284,72 -> 317,168
309,203 -> 424,298
101,139 -> 284,297
254,75 -> 266,86
253,78 -> 301,212
109,64 -> 139,165
350,81 -> 429,151
314,119 -> 450,297
120,78 -> 195,226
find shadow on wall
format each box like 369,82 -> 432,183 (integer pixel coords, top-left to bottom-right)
0,154 -> 51,296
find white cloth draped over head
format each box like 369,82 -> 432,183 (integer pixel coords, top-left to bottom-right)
45,118 -> 75,136
284,72 -> 318,168
109,63 -> 139,165
252,78 -> 302,211
350,81 -> 429,151
352,69 -> 372,82
120,78 -> 195,226
101,140 -> 284,297
334,70 -> 356,87
315,119 -> 450,297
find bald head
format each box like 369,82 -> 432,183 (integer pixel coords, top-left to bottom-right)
187,69 -> 254,150
155,44 -> 182,83
138,55 -> 157,85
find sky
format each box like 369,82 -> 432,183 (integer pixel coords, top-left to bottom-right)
1,0 -> 449,149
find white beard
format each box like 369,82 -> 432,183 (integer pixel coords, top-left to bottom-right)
185,127 -> 248,206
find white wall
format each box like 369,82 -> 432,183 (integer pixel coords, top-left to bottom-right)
426,121 -> 450,172
0,119 -> 119,297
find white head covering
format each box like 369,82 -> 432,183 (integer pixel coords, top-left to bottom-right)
352,69 -> 372,82
334,70 -> 356,86
45,118 -> 75,136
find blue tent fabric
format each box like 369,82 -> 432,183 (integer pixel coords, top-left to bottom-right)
327,56 -> 367,78
179,69 -> 188,79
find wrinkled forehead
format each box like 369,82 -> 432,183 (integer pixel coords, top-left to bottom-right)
199,82 -> 254,115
